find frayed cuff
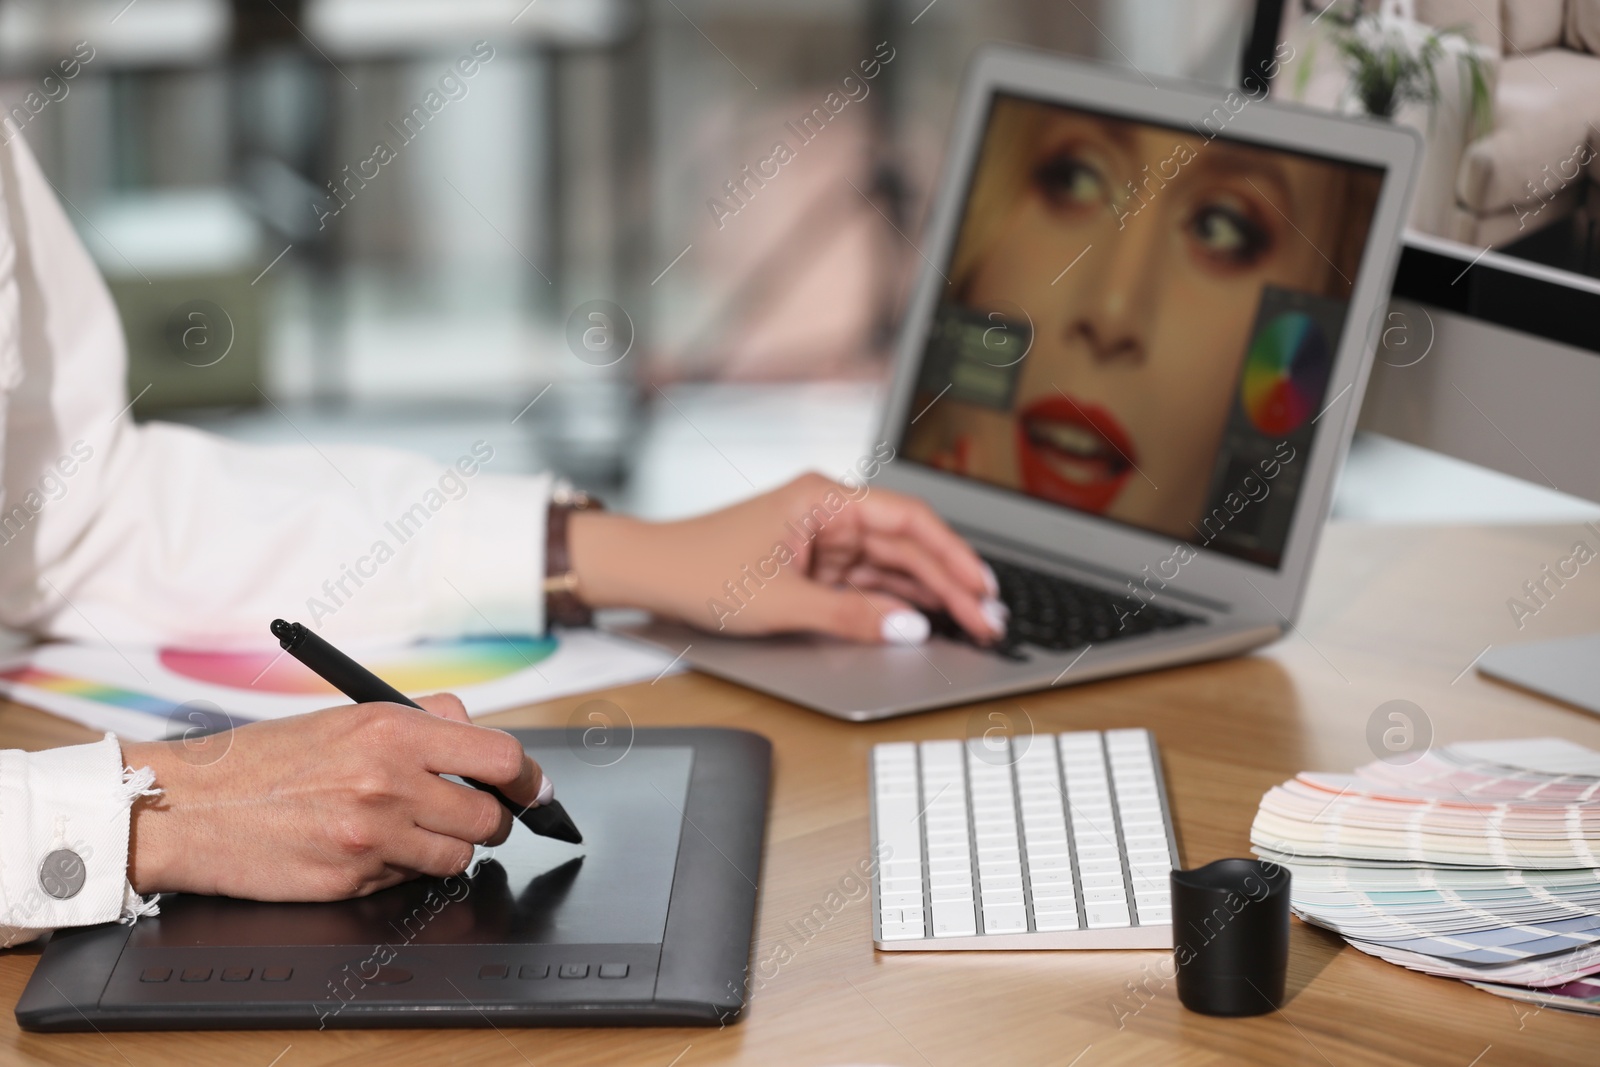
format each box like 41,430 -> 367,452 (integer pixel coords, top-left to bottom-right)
119,881 -> 160,924
114,737 -> 162,924
120,762 -> 161,802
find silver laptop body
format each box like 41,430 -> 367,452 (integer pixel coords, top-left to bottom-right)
621,46 -> 1420,720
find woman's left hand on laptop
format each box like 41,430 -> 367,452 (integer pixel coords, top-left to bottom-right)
567,473 -> 1005,646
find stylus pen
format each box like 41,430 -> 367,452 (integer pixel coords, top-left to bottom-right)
269,619 -> 583,845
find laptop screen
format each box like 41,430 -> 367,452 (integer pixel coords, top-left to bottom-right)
899,92 -> 1386,569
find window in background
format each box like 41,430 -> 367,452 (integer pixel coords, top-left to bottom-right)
0,0 -> 1251,502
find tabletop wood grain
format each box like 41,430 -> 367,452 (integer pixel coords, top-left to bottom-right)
2,520 -> 1598,1066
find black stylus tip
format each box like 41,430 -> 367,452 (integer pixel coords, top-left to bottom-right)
270,618 -> 297,645
522,799 -> 583,844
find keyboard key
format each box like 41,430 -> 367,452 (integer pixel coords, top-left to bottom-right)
876,812 -> 928,870
980,888 -> 1024,906
1084,886 -> 1130,905
1128,850 -> 1173,866
880,921 -> 925,941
1137,907 -> 1172,925
1024,842 -> 1071,859
1086,903 -> 1132,929
931,886 -> 973,903
881,891 -> 922,908
932,902 -> 977,937
1079,870 -> 1128,889
1034,910 -> 1080,931
1076,835 -> 1121,854
982,905 -> 1028,933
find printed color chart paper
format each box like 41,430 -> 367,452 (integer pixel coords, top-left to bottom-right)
0,630 -> 679,740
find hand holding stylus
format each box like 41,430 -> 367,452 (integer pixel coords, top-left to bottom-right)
270,620 -> 583,845
121,692 -> 546,900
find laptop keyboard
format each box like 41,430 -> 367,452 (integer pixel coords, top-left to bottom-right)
932,556 -> 1200,654
871,728 -> 1178,949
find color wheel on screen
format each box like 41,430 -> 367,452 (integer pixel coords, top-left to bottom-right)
159,634 -> 559,696
1241,311 -> 1331,437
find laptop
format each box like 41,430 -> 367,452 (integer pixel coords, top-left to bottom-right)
621,46 -> 1420,720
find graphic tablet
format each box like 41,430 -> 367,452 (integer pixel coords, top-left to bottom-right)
17,727 -> 770,1030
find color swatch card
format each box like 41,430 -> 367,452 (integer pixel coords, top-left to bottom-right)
0,629 -> 680,741
1252,738 -> 1600,1004
1468,975 -> 1600,1016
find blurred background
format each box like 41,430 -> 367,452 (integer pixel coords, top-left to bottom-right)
7,0 -> 1596,526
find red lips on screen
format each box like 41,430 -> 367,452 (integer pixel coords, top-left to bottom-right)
1015,395 -> 1136,513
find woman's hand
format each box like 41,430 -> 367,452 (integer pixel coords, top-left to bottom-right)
123,693 -> 543,901
569,473 -> 1005,644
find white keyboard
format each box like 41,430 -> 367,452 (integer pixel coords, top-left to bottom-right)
870,728 -> 1179,950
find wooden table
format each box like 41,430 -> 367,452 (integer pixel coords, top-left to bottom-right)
2,521 -> 1598,1066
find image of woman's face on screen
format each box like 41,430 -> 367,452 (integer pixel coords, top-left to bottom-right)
907,105 -> 1356,539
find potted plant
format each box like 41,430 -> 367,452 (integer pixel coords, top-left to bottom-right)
1297,0 -> 1492,132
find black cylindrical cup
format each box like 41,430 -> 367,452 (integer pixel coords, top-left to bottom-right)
1169,858 -> 1290,1017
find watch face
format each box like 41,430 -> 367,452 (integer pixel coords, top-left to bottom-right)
553,489 -> 603,511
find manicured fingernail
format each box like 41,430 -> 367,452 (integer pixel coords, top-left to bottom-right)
981,562 -> 999,597
882,611 -> 930,645
981,597 -> 1009,637
535,774 -> 555,806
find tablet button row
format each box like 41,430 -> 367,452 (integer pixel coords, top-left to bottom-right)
142,965 -> 293,983
478,963 -> 632,980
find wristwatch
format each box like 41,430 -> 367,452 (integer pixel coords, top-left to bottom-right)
543,485 -> 604,629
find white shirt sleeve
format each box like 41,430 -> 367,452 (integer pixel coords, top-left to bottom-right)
0,735 -> 158,947
0,131 -> 553,941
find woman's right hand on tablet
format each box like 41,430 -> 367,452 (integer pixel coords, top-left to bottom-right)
121,693 -> 543,901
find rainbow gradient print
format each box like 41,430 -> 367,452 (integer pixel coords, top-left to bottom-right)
1240,311 -> 1331,438
0,665 -> 191,718
158,634 -> 559,696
